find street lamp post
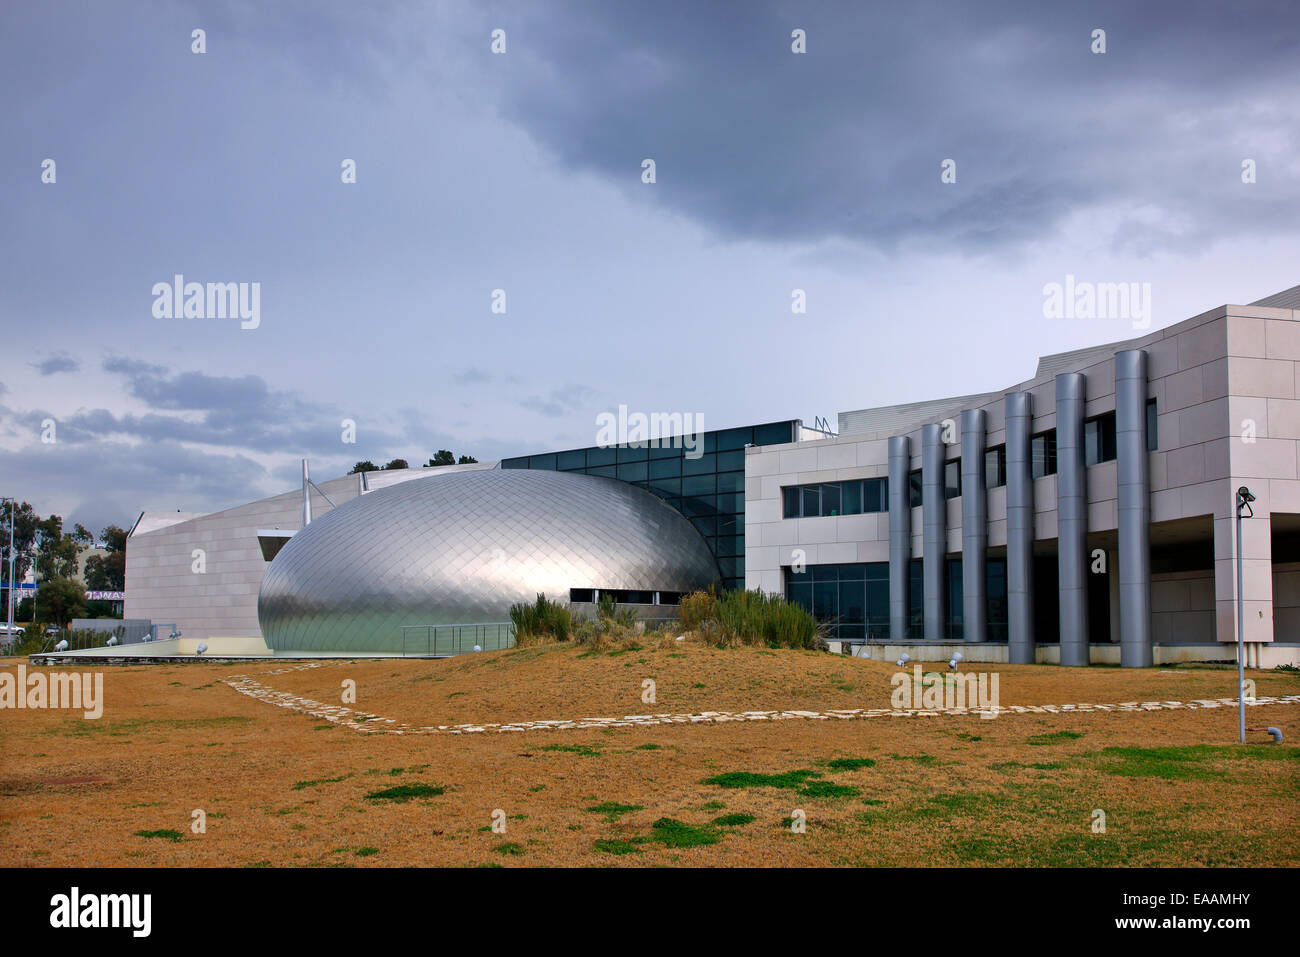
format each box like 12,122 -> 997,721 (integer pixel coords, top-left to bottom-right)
3,497 -> 14,641
1234,486 -> 1255,744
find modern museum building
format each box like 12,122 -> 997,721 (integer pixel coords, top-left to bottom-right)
120,287 -> 1300,666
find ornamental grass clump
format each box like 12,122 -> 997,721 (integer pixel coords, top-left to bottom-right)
509,593 -> 572,645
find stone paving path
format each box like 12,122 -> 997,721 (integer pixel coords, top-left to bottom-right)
223,663 -> 1300,737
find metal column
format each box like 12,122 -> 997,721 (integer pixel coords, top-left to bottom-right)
888,434 -> 912,639
922,423 -> 946,639
1116,349 -> 1153,668
1005,392 -> 1035,663
961,409 -> 987,643
1056,373 -> 1089,666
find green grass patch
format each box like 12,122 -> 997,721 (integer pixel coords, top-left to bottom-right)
585,801 -> 643,821
702,769 -> 819,790
494,842 -> 525,856
826,758 -> 876,771
1027,730 -> 1085,746
365,783 -> 445,802
646,817 -> 718,848
135,829 -> 183,842
539,743 -> 603,757
593,838 -> 641,855
355,847 -> 379,857
293,773 -> 351,790
712,813 -> 755,827
888,753 -> 940,765
991,761 -> 1065,772
799,781 -> 859,799
1091,744 -> 1299,781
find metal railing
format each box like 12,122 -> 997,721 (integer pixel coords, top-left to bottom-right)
399,622 -> 516,657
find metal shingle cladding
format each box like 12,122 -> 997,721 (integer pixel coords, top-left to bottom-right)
257,468 -> 719,652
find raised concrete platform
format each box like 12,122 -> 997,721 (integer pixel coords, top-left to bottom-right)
829,640 -> 1300,667
22,634 -> 481,666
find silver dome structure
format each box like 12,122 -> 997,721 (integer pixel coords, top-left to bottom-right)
257,467 -> 719,652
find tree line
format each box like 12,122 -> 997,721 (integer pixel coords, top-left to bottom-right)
1,501 -> 127,629
349,450 -> 478,474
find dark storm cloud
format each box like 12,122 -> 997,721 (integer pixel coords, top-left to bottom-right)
495,0 -> 1300,256
102,357 -> 167,379
32,352 -> 80,375
41,359 -> 402,454
0,438 -> 270,533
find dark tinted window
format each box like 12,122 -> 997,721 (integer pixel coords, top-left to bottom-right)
716,427 -> 752,450
753,422 -> 796,445
909,470 -> 923,508
1084,412 -> 1117,466
1146,398 -> 1158,451
1031,431 -> 1057,478
866,477 -> 888,512
616,461 -> 648,482
944,459 -> 961,499
984,445 -> 1006,488
716,449 -> 746,472
716,471 -> 744,494
783,486 -> 800,518
683,452 -> 716,475
649,457 -> 680,479
782,478 -> 889,518
587,446 -> 616,467
682,474 -> 715,496
841,481 -> 862,515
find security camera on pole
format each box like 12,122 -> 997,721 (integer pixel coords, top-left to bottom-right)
1234,486 -> 1255,744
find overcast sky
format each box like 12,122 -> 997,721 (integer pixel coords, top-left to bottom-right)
2,0 -> 1298,535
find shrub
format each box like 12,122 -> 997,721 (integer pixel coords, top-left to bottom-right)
679,589 -> 717,630
711,589 -> 824,649
597,591 -> 617,620
509,593 -> 572,643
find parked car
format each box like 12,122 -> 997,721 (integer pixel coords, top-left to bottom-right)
0,624 -> 25,637
44,625 -> 61,637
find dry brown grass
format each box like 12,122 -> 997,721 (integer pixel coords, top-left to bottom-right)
1,646 -> 1297,868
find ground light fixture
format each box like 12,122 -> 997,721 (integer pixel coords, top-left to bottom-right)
105,636 -> 118,646
54,639 -> 68,651
949,651 -> 964,671
896,653 -> 910,667
196,643 -> 208,655
1235,485 -> 1255,744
